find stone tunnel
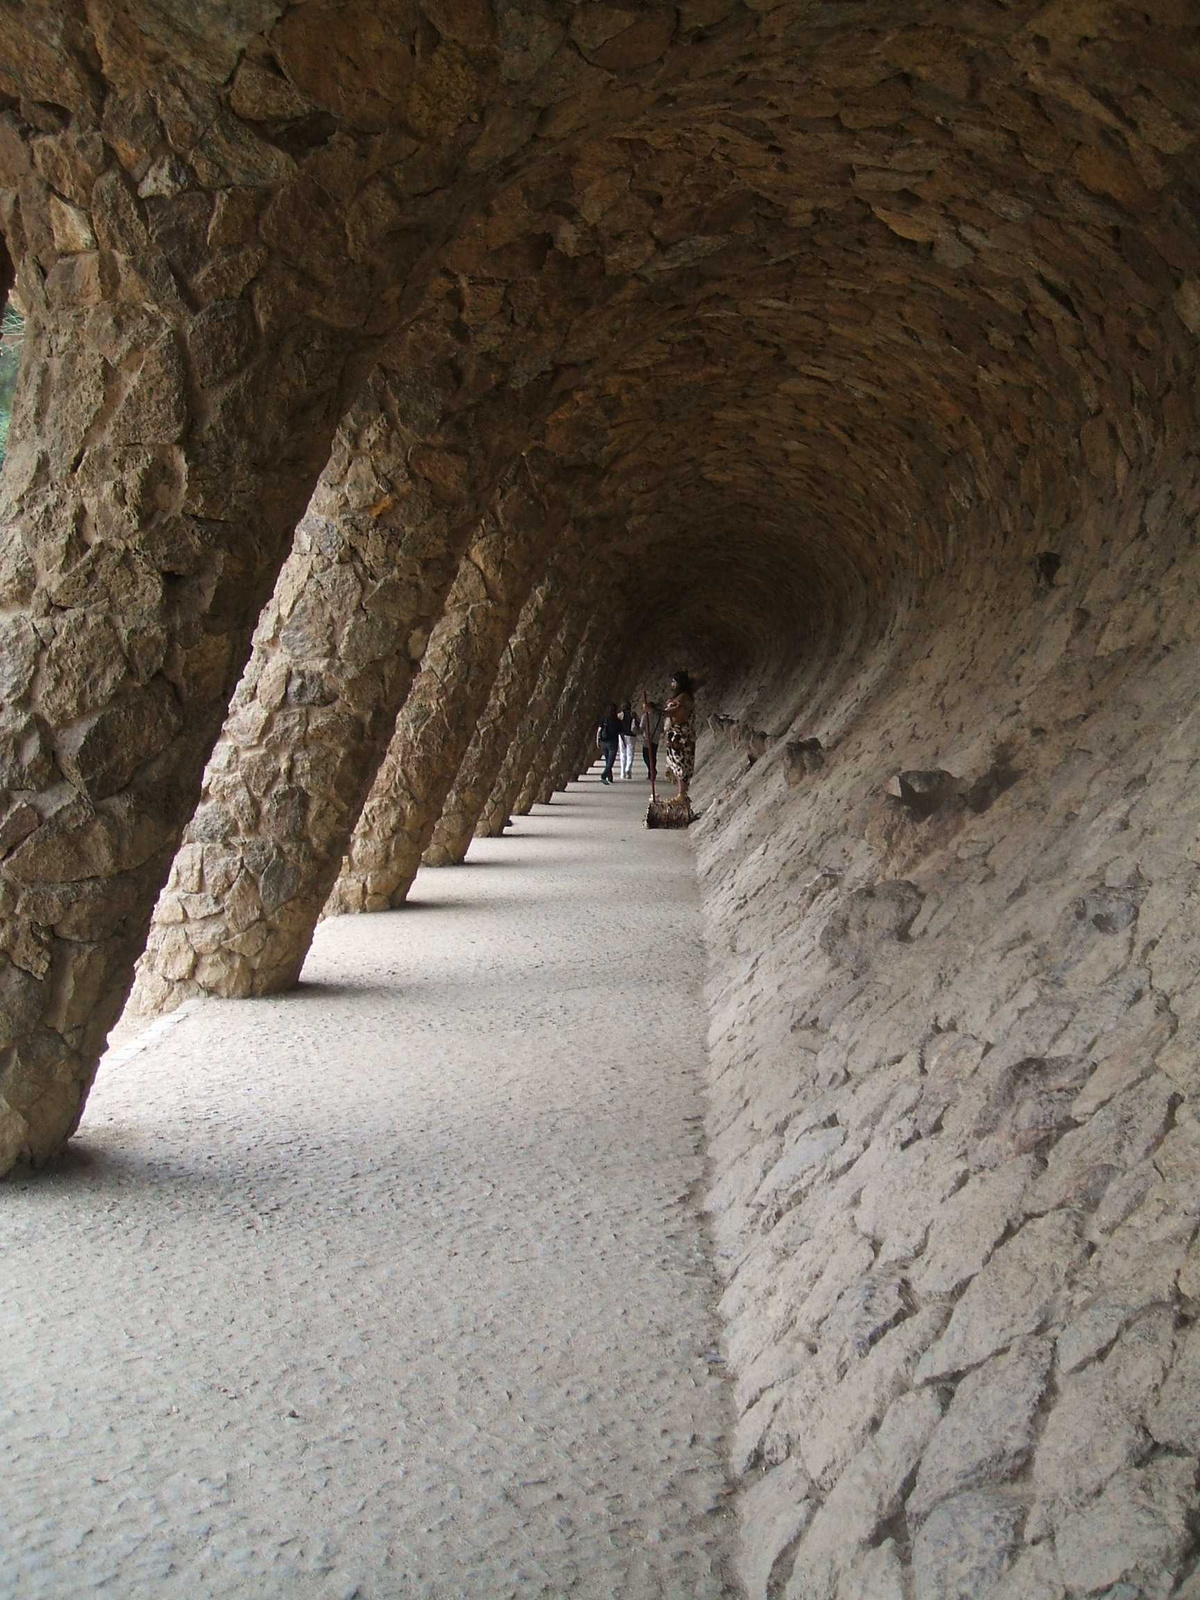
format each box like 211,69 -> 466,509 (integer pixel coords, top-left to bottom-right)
2,1 -> 1200,1594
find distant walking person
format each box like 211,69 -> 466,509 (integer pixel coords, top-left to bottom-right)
596,703 -> 621,784
640,695 -> 662,779
617,701 -> 638,780
662,672 -> 696,801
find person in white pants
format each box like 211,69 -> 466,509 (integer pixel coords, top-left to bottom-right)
618,702 -> 638,779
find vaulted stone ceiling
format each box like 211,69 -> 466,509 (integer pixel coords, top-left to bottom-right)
6,0 -> 1194,676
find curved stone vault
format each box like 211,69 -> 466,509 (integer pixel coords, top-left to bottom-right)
2,1 -> 1200,1594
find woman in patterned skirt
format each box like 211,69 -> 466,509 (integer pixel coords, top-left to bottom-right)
662,671 -> 696,802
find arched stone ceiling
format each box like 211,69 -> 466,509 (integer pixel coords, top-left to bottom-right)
304,0 -> 1195,681
3,0 -> 1198,678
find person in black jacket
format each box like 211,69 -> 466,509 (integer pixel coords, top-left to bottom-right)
596,703 -> 621,783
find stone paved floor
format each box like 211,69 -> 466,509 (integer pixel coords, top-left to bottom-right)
1,771 -> 734,1599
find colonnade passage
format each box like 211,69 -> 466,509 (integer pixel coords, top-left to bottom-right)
4,777 -> 733,1597
5,2 -> 1200,1596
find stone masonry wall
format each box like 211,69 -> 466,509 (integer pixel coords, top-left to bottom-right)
689,461 -> 1200,1599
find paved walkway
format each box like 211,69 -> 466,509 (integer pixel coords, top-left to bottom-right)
2,771 -> 734,1599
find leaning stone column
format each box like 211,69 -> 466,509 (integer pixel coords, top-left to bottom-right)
549,698 -> 609,797
530,615 -> 626,808
323,477 -> 556,915
475,609 -> 589,838
525,619 -> 611,808
562,638 -> 639,789
423,543 -> 581,867
0,107 -> 364,1173
130,373 -> 498,1011
520,651 -> 598,810
550,630 -> 631,796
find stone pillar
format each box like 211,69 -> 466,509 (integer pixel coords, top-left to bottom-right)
552,710 -> 599,793
520,650 -> 596,810
538,621 -> 627,806
475,608 -> 588,838
324,477 -> 556,915
528,620 -> 612,806
130,372 -> 501,1010
0,108 -> 364,1173
576,725 -> 601,778
575,710 -> 602,777
561,633 -> 635,791
422,545 -> 581,867
552,703 -> 608,795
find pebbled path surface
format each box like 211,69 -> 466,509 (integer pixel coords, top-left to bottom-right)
1,771 -> 734,1599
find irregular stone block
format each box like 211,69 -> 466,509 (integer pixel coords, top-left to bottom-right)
783,1390 -> 942,1600
1054,1458 -> 1193,1595
910,1156 -> 1037,1299
839,1540 -> 907,1600
1028,1074 -> 1179,1214
988,1543 -> 1066,1600
784,737 -> 824,785
911,1490 -> 1024,1600
909,1339 -> 1051,1520
755,1125 -> 845,1205
818,881 -> 924,972
797,1307 -> 946,1492
1146,1321 -> 1200,1454
887,768 -> 964,816
1031,1308 -> 1175,1540
917,1212 -> 1085,1382
0,801 -> 39,858
735,1457 -> 813,1600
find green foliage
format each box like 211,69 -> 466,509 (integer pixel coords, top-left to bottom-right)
0,305 -> 25,468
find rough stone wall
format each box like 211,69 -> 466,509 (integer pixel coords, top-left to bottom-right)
689,461 -> 1200,1599
1,0 -> 773,1164
3,30 -> 1200,1588
12,0 -> 1198,1175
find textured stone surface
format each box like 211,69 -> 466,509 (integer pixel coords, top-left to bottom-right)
424,551 -> 580,867
0,92 -> 368,1167
522,616 -> 609,813
910,1340 -> 1052,1521
694,454 -> 1200,1596
2,4 -> 1200,1592
912,1490 -> 1025,1600
129,367 -> 492,1008
325,482 -> 559,916
475,607 -> 589,839
1,0 -> 795,1158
